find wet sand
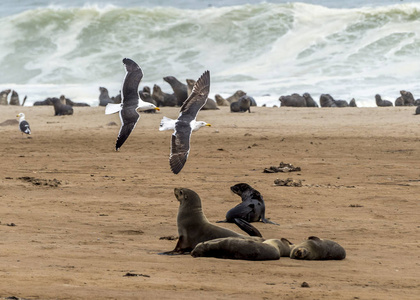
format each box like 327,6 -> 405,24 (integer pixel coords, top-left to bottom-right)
0,105 -> 419,299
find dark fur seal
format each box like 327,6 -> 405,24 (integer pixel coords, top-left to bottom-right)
65,98 -> 90,107
218,183 -> 278,225
0,89 -> 11,105
191,237 -> 293,260
164,75 -> 188,106
349,98 -> 357,107
320,94 -> 337,107
375,94 -> 393,107
290,236 -> 346,260
99,87 -> 115,106
303,93 -> 319,107
9,90 -> 20,105
51,97 -> 73,116
415,105 -> 420,115
230,96 -> 251,113
152,84 -> 177,107
279,93 -> 306,107
161,188 -> 257,255
400,90 -> 415,106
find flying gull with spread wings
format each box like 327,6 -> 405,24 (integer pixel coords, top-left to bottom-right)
105,58 -> 159,151
169,70 -> 210,174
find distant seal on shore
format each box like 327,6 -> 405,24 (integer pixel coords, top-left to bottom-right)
99,87 -> 115,106
218,183 -> 278,225
65,98 -> 90,107
191,237 -> 293,260
302,93 -> 319,107
375,94 -> 393,107
349,98 -> 357,107
186,78 -> 219,110
161,188 -> 256,255
279,93 -> 306,107
230,96 -> 251,113
33,97 -> 54,106
152,84 -> 177,107
415,105 -> 420,115
0,89 -> 11,105
215,94 -> 230,106
226,90 -> 246,104
290,236 -> 346,260
9,90 -> 20,105
51,97 -> 73,116
400,90 -> 415,106
164,75 -> 188,106
320,94 -> 337,107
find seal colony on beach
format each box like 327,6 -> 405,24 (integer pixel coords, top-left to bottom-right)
104,58 -> 159,151
168,70 -> 211,174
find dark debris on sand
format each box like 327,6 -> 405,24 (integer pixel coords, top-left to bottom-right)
264,162 -> 301,173
274,178 -> 303,187
18,176 -> 61,187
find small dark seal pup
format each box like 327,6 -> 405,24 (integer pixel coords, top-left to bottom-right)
191,237 -> 294,261
51,97 -> 73,116
290,236 -> 346,260
218,183 -> 278,225
16,113 -> 31,135
375,94 -> 393,107
163,75 -> 188,106
160,188 -> 259,255
0,89 -> 11,105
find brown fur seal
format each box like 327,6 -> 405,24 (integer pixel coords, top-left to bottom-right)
415,105 -> 420,115
0,89 -> 11,105
51,97 -> 73,116
152,84 -> 177,107
218,183 -> 278,225
226,90 -> 246,104
161,188 -> 254,255
164,75 -> 188,106
230,96 -> 251,113
191,237 -> 293,260
215,94 -> 230,106
9,90 -> 20,105
375,94 -> 393,107
290,236 -> 346,260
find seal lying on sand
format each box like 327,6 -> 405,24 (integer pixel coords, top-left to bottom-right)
215,94 -> 230,106
164,75 -> 188,106
302,93 -> 319,107
0,89 -> 11,105
279,93 -> 306,107
415,105 -> 420,115
226,90 -> 246,104
191,237 -> 293,260
99,87 -> 115,106
375,94 -> 393,107
51,97 -> 73,116
218,183 -> 278,225
160,188 -> 261,255
290,236 -> 346,260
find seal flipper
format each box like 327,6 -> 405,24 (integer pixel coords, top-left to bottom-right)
105,103 -> 123,115
233,218 -> 262,237
158,236 -> 192,255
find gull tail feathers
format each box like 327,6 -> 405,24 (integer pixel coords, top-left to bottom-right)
159,116 -> 176,131
105,103 -> 122,115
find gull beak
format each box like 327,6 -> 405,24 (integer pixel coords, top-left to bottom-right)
155,107 -> 160,111
206,123 -> 211,127
16,114 -> 19,117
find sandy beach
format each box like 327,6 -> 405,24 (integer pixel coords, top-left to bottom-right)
0,105 -> 419,299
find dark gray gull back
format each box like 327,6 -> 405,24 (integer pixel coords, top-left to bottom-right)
115,58 -> 144,151
169,70 -> 210,174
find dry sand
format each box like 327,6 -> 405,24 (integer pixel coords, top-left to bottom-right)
0,105 -> 419,299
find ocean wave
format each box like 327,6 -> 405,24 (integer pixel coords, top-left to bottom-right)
1,2 -> 420,106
